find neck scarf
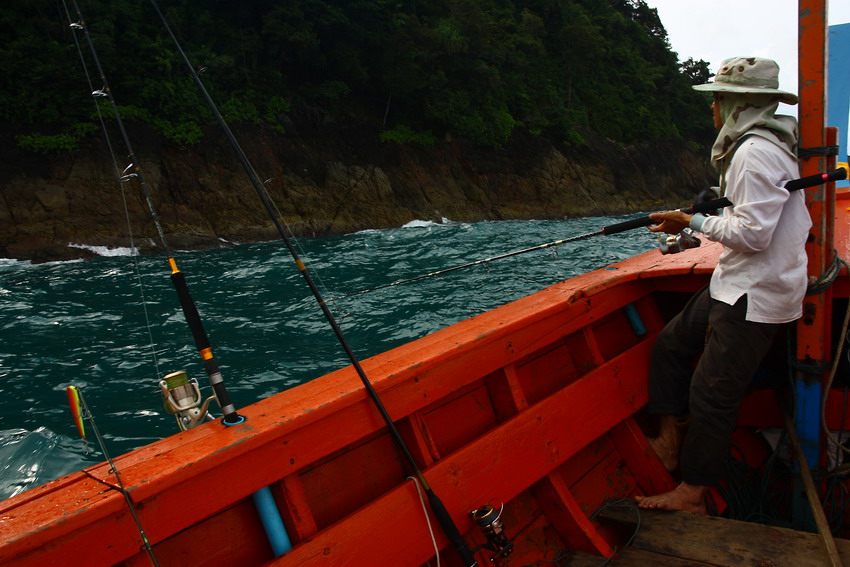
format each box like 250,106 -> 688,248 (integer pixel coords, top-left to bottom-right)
711,94 -> 798,168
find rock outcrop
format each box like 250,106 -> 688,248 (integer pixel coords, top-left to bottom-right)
0,121 -> 715,262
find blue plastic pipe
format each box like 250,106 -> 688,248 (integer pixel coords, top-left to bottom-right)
252,486 -> 293,556
624,303 -> 647,337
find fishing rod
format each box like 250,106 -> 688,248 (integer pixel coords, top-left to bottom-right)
66,5 -> 295,559
148,2 -> 478,564
339,167 -> 849,298
66,386 -> 160,567
66,0 -> 241,427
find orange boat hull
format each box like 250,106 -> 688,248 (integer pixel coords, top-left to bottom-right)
0,242 -> 727,566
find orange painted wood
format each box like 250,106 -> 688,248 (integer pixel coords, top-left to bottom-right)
796,0 -> 830,366
516,332 -> 590,405
0,248 -> 697,565
421,383 -> 498,457
298,432 -> 406,530
557,436 -> 616,488
396,411 -> 439,465
278,474 -> 317,541
125,499 -> 272,567
583,326 -> 606,366
609,417 -> 677,498
533,472 -> 616,556
824,390 -> 850,430
499,507 -> 569,566
593,308 -> 642,361
266,339 -> 656,566
486,364 -> 530,420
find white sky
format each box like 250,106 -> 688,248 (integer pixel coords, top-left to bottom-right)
645,1 -> 850,110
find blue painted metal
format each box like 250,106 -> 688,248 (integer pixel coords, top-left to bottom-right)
829,23 -> 850,187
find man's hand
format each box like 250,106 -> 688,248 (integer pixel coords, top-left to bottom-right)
648,211 -> 693,235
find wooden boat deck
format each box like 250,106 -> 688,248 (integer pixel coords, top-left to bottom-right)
565,507 -> 850,567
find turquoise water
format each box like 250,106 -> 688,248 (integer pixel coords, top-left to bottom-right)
0,217 -> 656,499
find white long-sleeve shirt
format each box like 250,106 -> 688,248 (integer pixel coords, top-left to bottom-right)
690,136 -> 811,323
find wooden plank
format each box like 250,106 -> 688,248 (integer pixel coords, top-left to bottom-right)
600,507 -> 850,567
268,339 -> 656,566
567,548 -> 719,567
486,364 -> 529,420
533,473 -> 616,556
609,418 -> 676,498
279,474 -> 317,541
0,269 -> 661,564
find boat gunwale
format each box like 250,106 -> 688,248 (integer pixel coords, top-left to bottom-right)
0,243 -> 720,563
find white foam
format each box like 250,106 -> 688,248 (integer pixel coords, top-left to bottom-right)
401,219 -> 444,229
67,243 -> 138,257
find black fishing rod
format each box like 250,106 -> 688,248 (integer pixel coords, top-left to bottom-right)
589,167 -> 848,235
148,2 -> 478,564
66,0 -> 241,426
340,167 -> 849,298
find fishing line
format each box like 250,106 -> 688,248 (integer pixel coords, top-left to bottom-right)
335,230 -> 607,300
66,0 -> 242,426
340,168 -> 849,299
62,0 -> 164,384
149,2 -> 478,563
408,476 -> 441,567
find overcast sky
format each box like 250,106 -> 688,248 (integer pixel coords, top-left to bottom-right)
645,1 -> 850,109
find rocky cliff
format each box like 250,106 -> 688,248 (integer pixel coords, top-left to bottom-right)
0,119 -> 715,262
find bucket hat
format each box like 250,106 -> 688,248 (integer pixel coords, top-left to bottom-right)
693,56 -> 798,105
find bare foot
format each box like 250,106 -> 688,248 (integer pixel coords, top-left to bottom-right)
634,482 -> 707,514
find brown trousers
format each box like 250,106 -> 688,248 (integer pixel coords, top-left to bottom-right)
647,286 -> 781,486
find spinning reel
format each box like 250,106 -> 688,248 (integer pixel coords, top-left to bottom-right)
160,370 -> 215,430
657,187 -> 720,255
470,503 -> 514,562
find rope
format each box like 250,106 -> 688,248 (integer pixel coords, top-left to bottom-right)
407,476 -> 441,567
807,253 -> 845,295
821,256 -> 850,457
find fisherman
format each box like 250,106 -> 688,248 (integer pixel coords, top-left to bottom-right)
635,57 -> 811,513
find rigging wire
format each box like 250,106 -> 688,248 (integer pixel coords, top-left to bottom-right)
814,255 -> 850,458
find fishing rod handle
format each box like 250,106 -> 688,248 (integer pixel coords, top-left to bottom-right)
425,489 -> 478,566
600,216 -> 654,235
785,167 -> 847,190
602,168 -> 847,235
686,167 -> 847,215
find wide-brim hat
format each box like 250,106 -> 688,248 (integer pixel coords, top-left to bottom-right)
693,56 -> 798,105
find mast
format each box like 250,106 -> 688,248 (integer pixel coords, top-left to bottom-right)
795,0 -> 837,527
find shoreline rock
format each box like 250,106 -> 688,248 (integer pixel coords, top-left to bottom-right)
0,123 -> 714,263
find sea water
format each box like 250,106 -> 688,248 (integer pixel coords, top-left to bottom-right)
0,217 -> 657,499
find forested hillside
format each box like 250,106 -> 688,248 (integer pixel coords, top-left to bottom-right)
2,0 -> 713,151
0,0 -> 718,261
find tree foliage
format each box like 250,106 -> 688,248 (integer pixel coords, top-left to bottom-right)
1,0 -> 714,151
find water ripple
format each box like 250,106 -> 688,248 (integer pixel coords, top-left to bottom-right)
0,217 -> 657,497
